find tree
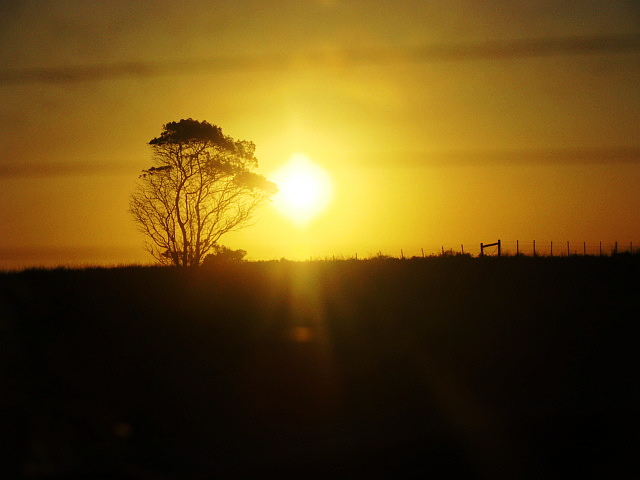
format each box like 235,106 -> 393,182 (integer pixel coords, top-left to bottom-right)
130,119 -> 277,267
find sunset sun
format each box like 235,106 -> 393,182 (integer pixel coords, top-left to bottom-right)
272,154 -> 333,225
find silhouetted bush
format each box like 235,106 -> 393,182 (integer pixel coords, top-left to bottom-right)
201,244 -> 248,266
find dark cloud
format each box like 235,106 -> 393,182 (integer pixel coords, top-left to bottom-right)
0,34 -> 638,85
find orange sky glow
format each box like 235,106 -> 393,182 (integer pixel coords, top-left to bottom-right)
0,1 -> 639,268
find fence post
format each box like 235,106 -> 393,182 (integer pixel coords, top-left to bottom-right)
583,241 -> 586,256
567,241 -> 570,256
401,249 -> 404,259
480,242 -> 484,256
516,240 -> 519,255
421,248 -> 424,258
461,244 -> 464,255
497,239 -> 501,257
599,241 -> 602,256
533,240 -> 536,257
550,241 -> 553,257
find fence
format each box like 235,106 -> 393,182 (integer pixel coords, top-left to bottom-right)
477,240 -> 635,257
332,240 -> 638,261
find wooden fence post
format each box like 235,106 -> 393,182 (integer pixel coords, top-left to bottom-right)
567,241 -> 570,256
480,240 -> 500,257
516,240 -> 519,255
583,241 -> 586,256
550,241 -> 553,257
533,240 -> 536,257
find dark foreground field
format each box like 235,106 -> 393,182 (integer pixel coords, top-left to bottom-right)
1,256 -> 638,479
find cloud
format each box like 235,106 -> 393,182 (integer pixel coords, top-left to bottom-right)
1,34 -> 638,85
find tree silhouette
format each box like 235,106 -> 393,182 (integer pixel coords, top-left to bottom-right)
130,119 -> 277,267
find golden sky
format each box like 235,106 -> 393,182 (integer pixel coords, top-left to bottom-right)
1,0 -> 639,267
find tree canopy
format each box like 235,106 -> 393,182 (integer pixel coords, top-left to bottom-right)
130,119 -> 277,267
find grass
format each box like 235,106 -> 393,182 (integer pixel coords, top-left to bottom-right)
1,255 -> 638,479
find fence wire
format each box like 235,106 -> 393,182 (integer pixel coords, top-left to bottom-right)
332,240 -> 637,260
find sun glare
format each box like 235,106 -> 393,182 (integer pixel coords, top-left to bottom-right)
271,154 -> 333,225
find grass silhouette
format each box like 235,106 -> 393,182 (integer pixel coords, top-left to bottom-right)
1,255 -> 637,478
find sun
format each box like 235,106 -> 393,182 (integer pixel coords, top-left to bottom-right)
271,154 -> 333,225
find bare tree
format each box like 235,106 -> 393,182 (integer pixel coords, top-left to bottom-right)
130,119 -> 277,266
